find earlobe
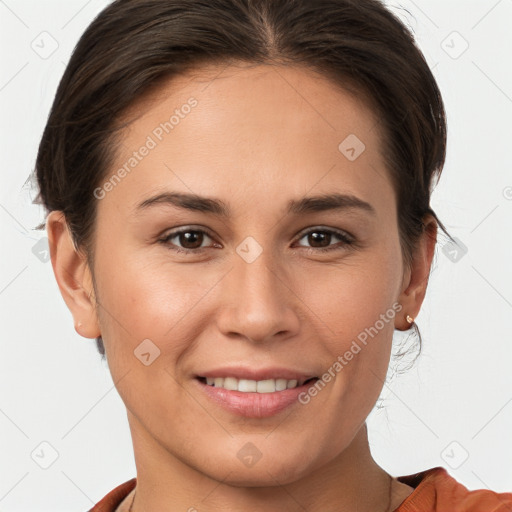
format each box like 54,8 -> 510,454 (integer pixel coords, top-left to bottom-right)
46,211 -> 101,339
395,215 -> 438,331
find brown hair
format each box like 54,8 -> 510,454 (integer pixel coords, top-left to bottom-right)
34,0 -> 452,359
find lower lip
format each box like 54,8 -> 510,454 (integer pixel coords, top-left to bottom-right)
195,378 -> 318,418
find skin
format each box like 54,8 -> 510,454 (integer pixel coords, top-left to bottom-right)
47,63 -> 436,511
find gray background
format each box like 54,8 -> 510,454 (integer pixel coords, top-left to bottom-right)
0,0 -> 511,510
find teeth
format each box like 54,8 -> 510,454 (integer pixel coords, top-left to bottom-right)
204,377 -> 303,393
223,377 -> 238,391
275,378 -> 288,391
239,379 -> 257,392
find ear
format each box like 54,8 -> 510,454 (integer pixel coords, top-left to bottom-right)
46,211 -> 101,339
396,214 -> 438,331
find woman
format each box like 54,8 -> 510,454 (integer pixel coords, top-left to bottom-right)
34,0 -> 512,510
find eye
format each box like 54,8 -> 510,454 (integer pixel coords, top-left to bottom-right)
158,227 -> 218,254
158,226 -> 355,255
294,227 -> 354,252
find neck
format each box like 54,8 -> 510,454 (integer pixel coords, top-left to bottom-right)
125,415 -> 397,512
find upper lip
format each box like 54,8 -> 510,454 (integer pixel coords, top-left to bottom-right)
196,366 -> 318,386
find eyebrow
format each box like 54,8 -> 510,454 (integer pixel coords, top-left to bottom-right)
135,192 -> 376,217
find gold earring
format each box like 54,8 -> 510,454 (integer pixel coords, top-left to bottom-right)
406,314 -> 414,324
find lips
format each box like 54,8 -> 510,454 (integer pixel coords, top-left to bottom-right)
194,365 -> 320,417
196,366 -> 318,383
197,376 -> 319,393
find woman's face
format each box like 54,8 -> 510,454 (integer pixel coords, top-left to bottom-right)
57,64 -> 431,485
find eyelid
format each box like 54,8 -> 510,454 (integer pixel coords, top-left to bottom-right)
158,225 -> 355,253
159,225 -> 217,251
295,226 -> 354,242
293,226 -> 355,251
162,225 -> 216,239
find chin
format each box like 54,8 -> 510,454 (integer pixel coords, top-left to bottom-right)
218,465 -> 309,488
198,448 -> 317,487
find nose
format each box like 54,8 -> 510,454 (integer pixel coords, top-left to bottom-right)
215,246 -> 301,344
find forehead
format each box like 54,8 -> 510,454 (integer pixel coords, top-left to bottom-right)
99,63 -> 394,220
117,62 -> 384,155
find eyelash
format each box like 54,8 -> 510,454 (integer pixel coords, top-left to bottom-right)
158,226 -> 355,255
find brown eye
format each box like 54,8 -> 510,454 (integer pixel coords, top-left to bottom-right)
159,228 -> 215,253
176,231 -> 204,249
296,228 -> 354,252
306,231 -> 331,248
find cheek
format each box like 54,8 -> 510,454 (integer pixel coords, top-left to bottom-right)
94,222 -> 402,373
302,244 -> 403,343
93,248 -> 218,358
296,241 -> 402,416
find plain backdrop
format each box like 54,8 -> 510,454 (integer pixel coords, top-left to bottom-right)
0,0 -> 511,510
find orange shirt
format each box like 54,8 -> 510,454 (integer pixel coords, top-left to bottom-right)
89,466 -> 512,512
394,467 -> 512,511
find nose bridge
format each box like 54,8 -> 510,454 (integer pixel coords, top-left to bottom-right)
217,240 -> 299,342
238,246 -> 280,304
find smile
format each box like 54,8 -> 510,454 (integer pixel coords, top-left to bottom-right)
198,376 -> 318,393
